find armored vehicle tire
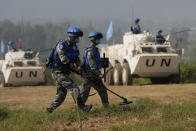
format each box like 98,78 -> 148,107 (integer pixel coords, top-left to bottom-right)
151,77 -> 169,84
170,74 -> 180,84
170,64 -> 180,84
39,74 -> 47,85
43,74 -> 48,85
113,63 -> 123,85
122,63 -> 132,85
106,65 -> 114,85
0,72 -> 5,87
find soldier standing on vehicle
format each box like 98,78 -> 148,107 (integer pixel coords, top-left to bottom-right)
81,31 -> 109,107
24,48 -> 33,59
46,27 -> 92,113
8,41 -> 17,52
130,18 -> 141,34
156,29 -> 165,44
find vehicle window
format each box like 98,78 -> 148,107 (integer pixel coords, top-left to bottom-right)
142,47 -> 153,53
14,61 -> 23,67
157,47 -> 168,53
27,61 -> 36,66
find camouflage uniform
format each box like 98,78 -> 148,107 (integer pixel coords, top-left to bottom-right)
47,40 -> 89,112
81,46 -> 109,107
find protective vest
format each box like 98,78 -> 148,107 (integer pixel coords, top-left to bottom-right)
84,46 -> 104,74
156,35 -> 165,44
131,24 -> 140,34
46,40 -> 78,69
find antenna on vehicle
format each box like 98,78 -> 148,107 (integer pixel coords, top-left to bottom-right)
131,6 -> 136,46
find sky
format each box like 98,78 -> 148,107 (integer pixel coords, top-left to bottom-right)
0,0 -> 196,22
0,0 -> 196,33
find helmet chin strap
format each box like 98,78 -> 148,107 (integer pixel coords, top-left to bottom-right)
67,37 -> 77,45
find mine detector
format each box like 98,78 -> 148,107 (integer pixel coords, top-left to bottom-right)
0,49 -> 46,87
100,31 -> 180,85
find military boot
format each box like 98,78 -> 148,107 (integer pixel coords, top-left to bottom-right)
80,104 -> 93,112
46,107 -> 53,113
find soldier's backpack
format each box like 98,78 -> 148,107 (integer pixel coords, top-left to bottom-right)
45,41 -> 60,69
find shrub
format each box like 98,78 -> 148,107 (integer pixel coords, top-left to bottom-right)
0,106 -> 9,121
180,62 -> 196,83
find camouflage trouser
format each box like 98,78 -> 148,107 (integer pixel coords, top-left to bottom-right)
47,72 -> 85,111
81,76 -> 109,107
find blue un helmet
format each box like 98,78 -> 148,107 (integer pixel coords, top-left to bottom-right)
88,31 -> 103,45
157,29 -> 163,34
134,18 -> 140,23
67,27 -> 83,37
8,41 -> 14,46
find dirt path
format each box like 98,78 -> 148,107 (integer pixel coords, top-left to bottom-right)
0,84 -> 196,110
1,84 -> 196,131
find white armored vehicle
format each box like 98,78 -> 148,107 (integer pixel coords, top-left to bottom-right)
0,49 -> 46,87
100,31 -> 180,85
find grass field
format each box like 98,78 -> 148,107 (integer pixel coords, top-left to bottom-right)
0,84 -> 196,131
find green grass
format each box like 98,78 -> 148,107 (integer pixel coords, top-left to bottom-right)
1,99 -> 196,131
109,99 -> 196,131
180,62 -> 196,83
0,106 -> 80,131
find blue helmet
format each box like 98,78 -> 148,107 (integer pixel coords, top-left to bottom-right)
157,29 -> 162,34
88,31 -> 103,41
8,41 -> 14,46
67,27 -> 83,37
134,18 -> 140,23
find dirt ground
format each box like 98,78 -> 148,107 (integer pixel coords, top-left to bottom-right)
1,84 -> 196,131
0,84 -> 196,110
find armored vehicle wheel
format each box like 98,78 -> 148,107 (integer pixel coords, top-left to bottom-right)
151,77 -> 169,84
170,64 -> 180,84
39,74 -> 47,85
113,63 -> 122,85
0,72 -> 5,88
106,65 -> 114,85
170,74 -> 180,84
122,63 -> 132,85
43,74 -> 48,85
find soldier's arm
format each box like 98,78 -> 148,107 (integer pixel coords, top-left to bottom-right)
130,26 -> 133,31
87,50 -> 101,76
156,35 -> 165,41
75,49 -> 81,66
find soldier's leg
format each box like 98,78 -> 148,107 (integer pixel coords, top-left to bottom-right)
93,79 -> 109,107
65,76 -> 92,112
80,79 -> 92,103
47,73 -> 67,113
47,83 -> 67,112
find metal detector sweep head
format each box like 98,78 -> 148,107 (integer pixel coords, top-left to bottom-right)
119,99 -> 133,106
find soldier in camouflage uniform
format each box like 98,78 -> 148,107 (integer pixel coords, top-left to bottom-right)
46,27 -> 92,113
81,31 -> 109,107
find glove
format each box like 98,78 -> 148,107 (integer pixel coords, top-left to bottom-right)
98,74 -> 104,78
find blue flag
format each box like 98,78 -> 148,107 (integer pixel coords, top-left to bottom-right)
106,21 -> 114,41
1,40 -> 5,54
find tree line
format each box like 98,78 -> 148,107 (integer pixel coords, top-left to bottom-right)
0,19 -> 123,58
0,19 -> 195,59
